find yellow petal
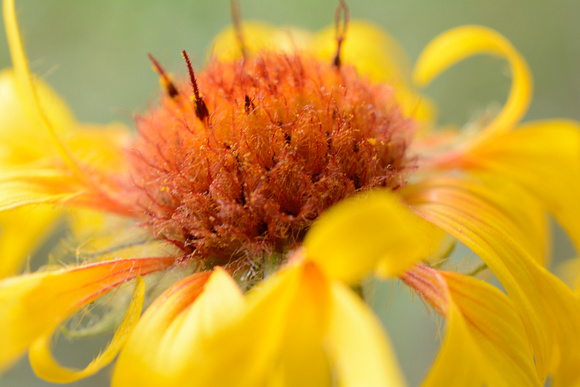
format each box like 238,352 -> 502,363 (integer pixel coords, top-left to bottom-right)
28,276 -> 145,383
68,122 -> 131,175
402,265 -> 539,387
327,280 -> 406,387
463,120 -> 580,257
67,208 -> 164,261
0,257 -> 174,373
310,20 -> 435,124
404,176 -> 580,384
3,0 -> 81,175
2,0 -> 130,209
553,258 -> 580,295
0,69 -> 74,165
187,265 -> 299,387
112,268 -> 245,387
0,205 -> 61,278
210,21 -> 312,62
210,21 -> 435,125
411,174 -> 549,265
266,262 -> 332,387
311,20 -> 410,83
304,189 -> 444,283
268,261 -> 406,387
0,70 -> 129,172
263,262 -> 405,387
413,26 -> 532,143
0,69 -> 130,216
0,165 -> 132,215
116,259 -> 404,387
0,168 -> 83,211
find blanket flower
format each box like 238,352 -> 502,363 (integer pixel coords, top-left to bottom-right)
1,1 -> 579,386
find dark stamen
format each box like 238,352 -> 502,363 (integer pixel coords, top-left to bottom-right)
148,53 -> 179,99
244,94 -> 255,114
182,50 -> 210,122
230,0 -> 247,60
332,0 -> 350,68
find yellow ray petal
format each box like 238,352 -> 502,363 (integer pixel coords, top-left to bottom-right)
3,0 -> 81,175
403,176 -> 580,385
0,69 -> 129,172
260,261 -> 405,387
311,21 -> 436,124
327,280 -> 406,387
69,122 -> 131,175
2,0 -> 130,212
180,265 -> 298,387
462,120 -> 580,257
267,261 -> 406,387
116,260 -> 404,387
0,205 -> 61,278
0,168 -> 83,211
210,21 -> 312,62
0,69 -> 74,165
0,68 -> 131,216
66,208 -> 165,262
210,21 -> 435,125
304,189 -> 444,283
28,276 -> 145,383
0,166 -> 132,215
0,256 -> 174,373
553,258 -> 580,295
266,262 -> 332,387
412,174 -> 548,265
402,265 -> 539,387
112,268 -> 245,387
312,20 -> 410,83
413,26 -> 532,144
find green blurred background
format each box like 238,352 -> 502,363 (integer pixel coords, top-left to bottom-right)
0,1 -> 579,386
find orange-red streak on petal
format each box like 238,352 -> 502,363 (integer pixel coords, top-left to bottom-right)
400,265 -> 447,315
403,177 -> 580,385
0,256 -> 175,372
68,257 -> 176,305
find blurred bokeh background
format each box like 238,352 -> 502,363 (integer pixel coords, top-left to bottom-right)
0,1 -> 578,386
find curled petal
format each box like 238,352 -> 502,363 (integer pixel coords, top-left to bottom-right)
0,257 -> 174,372
28,276 -> 146,383
402,265 -> 539,387
413,26 -> 532,143
304,189 -> 444,283
404,176 -> 580,385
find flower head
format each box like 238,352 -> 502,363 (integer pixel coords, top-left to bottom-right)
1,1 -> 580,386
131,49 -> 413,271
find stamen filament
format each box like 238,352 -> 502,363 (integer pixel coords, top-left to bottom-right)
181,50 -> 210,122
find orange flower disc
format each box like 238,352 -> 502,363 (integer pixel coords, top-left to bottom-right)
130,53 -> 415,268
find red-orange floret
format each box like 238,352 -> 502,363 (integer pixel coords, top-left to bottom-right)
129,52 -> 415,268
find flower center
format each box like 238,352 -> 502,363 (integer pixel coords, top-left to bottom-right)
129,52 -> 415,273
